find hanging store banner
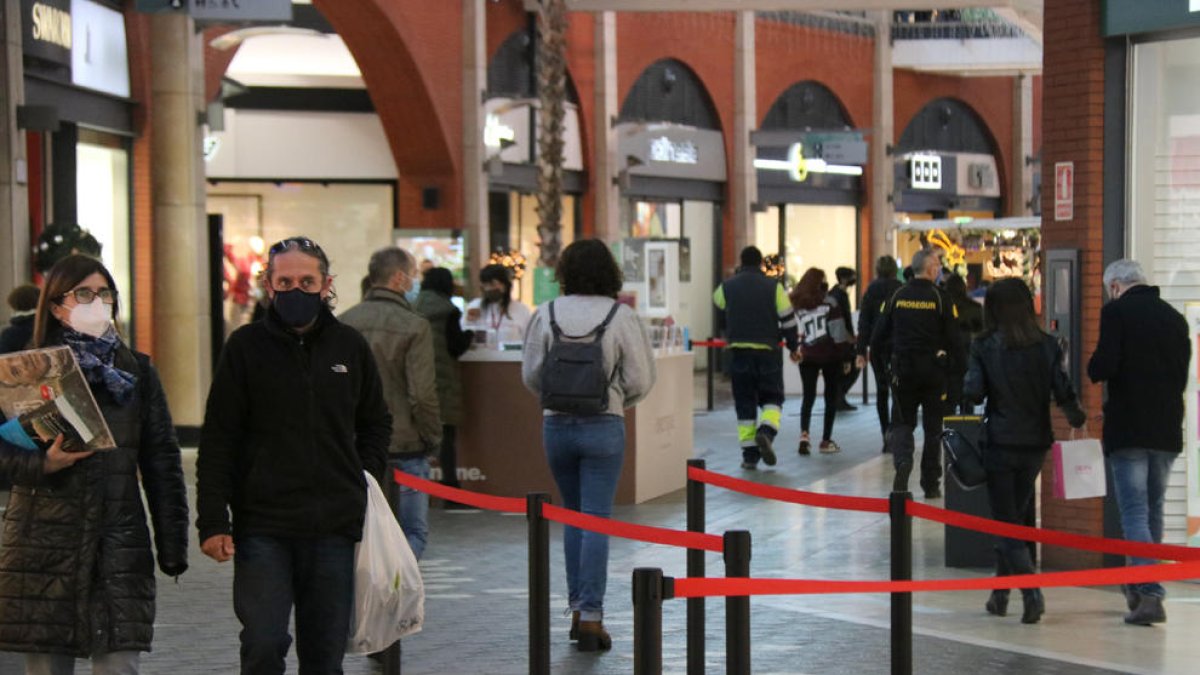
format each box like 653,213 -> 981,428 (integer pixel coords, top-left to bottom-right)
188,0 -> 293,22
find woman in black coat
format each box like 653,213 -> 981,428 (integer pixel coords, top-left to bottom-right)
963,278 -> 1085,625
0,255 -> 189,673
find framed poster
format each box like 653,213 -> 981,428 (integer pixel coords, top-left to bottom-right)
646,244 -> 668,312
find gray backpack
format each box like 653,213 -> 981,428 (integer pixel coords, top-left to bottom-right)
540,300 -> 622,415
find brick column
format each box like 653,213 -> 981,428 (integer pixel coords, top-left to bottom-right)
0,0 -> 30,318
1040,0 -> 1107,570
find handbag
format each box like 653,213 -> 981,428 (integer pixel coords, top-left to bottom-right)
1052,431 -> 1106,500
346,472 -> 425,654
941,423 -> 987,490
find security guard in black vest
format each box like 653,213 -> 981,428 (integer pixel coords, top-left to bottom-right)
714,247 -> 800,470
870,248 -> 963,498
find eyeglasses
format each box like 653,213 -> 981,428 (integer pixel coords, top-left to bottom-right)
61,288 -> 118,305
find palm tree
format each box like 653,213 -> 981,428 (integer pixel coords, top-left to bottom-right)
535,0 -> 568,268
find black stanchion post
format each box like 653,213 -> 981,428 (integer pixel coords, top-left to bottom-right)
706,337 -> 716,411
527,493 -> 551,675
633,568 -> 666,675
890,492 -> 913,675
723,530 -> 751,675
862,356 -> 870,406
686,459 -> 707,675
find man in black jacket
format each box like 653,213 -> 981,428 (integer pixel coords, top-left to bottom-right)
197,237 -> 392,672
714,246 -> 800,469
831,267 -> 859,411
871,249 -> 962,498
856,256 -> 903,448
1087,259 -> 1190,626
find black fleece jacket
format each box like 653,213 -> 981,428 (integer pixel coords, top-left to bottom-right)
196,308 -> 392,543
1087,285 -> 1190,454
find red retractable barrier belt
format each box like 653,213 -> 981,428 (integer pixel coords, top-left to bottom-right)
542,504 -> 724,553
672,560 -> 1200,598
691,339 -> 728,348
688,466 -> 889,514
391,468 -> 526,514
907,501 -> 1200,562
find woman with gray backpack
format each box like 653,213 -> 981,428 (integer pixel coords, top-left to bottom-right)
521,239 -> 656,652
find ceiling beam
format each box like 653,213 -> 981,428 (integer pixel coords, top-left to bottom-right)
526,1 -> 1033,12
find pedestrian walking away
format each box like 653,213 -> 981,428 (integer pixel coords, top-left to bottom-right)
830,266 -> 860,412
790,267 -> 855,456
196,236 -> 392,674
0,255 -> 189,674
857,256 -> 903,452
1087,259 -> 1190,626
522,239 -> 656,652
870,248 -> 963,499
963,278 -> 1086,626
713,246 -> 801,469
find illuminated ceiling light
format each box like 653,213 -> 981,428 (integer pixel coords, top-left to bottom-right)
210,26 -> 324,51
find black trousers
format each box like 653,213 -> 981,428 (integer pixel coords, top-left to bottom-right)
799,361 -> 840,442
870,353 -> 891,439
985,447 -> 1046,591
730,348 -> 784,461
888,354 -> 946,489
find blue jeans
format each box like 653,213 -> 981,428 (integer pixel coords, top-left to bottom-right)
233,535 -> 356,675
1108,448 -> 1177,598
544,414 -> 625,621
390,456 -> 431,560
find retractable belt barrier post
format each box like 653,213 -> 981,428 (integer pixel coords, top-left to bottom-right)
723,530 -> 752,675
706,336 -> 716,411
527,493 -> 551,675
633,568 -> 672,675
686,459 -> 706,675
890,492 -> 913,675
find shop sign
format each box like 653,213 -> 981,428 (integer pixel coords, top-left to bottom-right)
909,154 -> 942,190
649,136 -> 699,165
1055,162 -> 1074,221
21,0 -> 73,67
483,114 -> 517,150
70,0 -> 130,99
1103,0 -> 1200,36
188,0 -> 293,22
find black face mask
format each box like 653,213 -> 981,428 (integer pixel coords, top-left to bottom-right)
483,290 -> 505,304
273,289 -> 323,328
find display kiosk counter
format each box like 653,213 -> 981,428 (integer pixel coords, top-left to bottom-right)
455,349 -> 694,505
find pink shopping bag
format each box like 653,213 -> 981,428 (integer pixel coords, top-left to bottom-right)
1052,437 -> 1106,500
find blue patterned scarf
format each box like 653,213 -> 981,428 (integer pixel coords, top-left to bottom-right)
62,327 -> 137,406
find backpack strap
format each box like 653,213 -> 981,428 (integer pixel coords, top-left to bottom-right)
553,301 -> 623,341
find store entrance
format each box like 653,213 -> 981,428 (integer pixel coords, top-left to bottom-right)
754,203 -> 858,304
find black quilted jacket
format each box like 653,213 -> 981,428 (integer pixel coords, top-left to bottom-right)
0,340 -> 189,657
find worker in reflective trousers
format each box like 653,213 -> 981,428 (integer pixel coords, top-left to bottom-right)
870,248 -> 963,498
714,246 -> 800,470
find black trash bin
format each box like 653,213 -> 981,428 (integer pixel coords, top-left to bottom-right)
943,415 -> 994,568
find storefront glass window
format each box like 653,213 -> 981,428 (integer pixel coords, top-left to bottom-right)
504,193 -> 576,305
76,136 -> 131,335
1129,37 -> 1200,546
207,182 -> 395,336
771,204 -> 857,304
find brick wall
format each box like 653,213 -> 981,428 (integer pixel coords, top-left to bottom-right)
1039,0 -> 1107,570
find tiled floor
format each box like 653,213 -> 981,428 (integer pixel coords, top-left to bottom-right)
2,377 -> 1198,673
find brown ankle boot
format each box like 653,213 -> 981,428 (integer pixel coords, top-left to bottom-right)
569,611 -> 580,641
576,620 -> 612,652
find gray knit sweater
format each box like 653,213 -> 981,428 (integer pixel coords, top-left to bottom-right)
521,296 -> 656,417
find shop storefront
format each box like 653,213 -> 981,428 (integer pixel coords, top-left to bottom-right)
752,81 -> 864,297
1104,0 -> 1200,546
614,59 -> 724,363
20,0 -> 135,338
484,28 -> 583,306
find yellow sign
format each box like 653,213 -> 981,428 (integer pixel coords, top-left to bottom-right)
787,143 -> 808,183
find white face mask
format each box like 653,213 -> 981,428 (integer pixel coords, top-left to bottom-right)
68,301 -> 113,338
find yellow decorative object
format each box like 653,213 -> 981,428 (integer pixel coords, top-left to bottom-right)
489,249 -> 528,280
928,229 -> 966,268
762,254 -> 786,279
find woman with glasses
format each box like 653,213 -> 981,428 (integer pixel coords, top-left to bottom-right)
0,255 -> 189,674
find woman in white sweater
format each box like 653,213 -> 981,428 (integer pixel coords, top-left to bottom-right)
521,239 -> 655,653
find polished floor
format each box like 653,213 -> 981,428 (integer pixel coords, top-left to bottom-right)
2,377 -> 1198,673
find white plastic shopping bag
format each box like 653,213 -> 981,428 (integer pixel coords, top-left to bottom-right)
346,472 -> 424,654
1052,437 -> 1106,500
